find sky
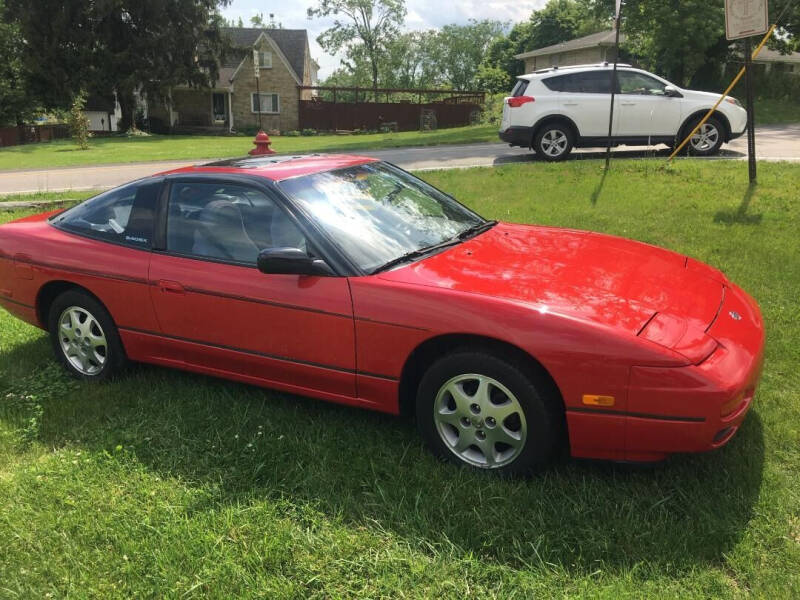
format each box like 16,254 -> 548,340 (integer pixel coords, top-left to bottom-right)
220,0 -> 547,79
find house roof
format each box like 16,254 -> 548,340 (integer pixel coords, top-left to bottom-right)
751,47 -> 800,64
515,30 -> 625,60
219,27 -> 309,83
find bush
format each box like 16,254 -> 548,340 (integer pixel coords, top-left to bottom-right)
301,128 -> 317,136
283,130 -> 301,137
480,93 -> 506,126
67,90 -> 92,150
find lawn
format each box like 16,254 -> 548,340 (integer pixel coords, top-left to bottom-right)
752,97 -> 800,127
1,160 -> 799,597
0,124 -> 496,171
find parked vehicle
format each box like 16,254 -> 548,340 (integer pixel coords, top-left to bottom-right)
499,63 -> 748,160
0,155 -> 764,474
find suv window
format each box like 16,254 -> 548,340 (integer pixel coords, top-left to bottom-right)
51,180 -> 160,248
511,79 -> 529,96
166,182 -> 307,265
617,71 -> 667,95
542,71 -> 613,94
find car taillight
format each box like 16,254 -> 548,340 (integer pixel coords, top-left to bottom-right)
507,96 -> 535,108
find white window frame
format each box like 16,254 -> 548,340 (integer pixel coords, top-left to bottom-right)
251,92 -> 280,114
256,50 -> 272,69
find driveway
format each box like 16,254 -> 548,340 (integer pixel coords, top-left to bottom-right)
1,124 -> 798,196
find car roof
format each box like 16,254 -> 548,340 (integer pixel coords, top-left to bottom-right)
156,153 -> 380,181
520,63 -> 634,79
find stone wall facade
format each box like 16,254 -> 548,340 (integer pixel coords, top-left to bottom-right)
523,47 -> 618,74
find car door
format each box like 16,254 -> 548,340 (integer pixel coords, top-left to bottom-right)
614,71 -> 682,138
555,71 -> 616,137
147,177 -> 356,398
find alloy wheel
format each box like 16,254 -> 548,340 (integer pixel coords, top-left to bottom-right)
58,306 -> 108,376
432,373 -> 528,468
690,123 -> 720,152
540,129 -> 569,157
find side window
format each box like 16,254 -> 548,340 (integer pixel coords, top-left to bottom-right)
51,180 -> 159,248
541,76 -> 564,92
166,182 -> 308,265
557,72 -> 612,94
618,71 -> 667,96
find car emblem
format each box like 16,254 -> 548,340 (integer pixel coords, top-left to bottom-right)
729,311 -> 742,321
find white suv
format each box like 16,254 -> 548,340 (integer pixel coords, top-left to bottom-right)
499,63 -> 747,161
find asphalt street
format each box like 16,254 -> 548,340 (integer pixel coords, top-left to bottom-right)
0,124 -> 797,196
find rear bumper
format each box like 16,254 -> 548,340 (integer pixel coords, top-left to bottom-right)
569,282 -> 765,462
499,126 -> 533,147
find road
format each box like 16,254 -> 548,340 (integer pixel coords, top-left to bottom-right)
0,124 -> 797,196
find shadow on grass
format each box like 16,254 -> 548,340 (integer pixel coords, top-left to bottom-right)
2,339 -> 765,576
714,183 -> 763,225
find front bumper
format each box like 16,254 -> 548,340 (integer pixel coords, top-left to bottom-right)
499,126 -> 533,147
567,281 -> 764,463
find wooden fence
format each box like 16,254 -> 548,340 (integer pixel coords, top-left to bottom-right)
298,86 -> 485,132
0,125 -> 70,148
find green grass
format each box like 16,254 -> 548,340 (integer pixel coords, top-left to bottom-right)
1,160 -> 799,597
0,125 -> 496,171
752,97 -> 800,126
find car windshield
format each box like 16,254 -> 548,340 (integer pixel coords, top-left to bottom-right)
278,162 -> 487,273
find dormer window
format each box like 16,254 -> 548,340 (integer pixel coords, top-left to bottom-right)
256,50 -> 272,69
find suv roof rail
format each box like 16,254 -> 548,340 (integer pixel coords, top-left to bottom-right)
528,63 -> 632,76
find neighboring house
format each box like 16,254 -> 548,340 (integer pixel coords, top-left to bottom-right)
149,27 -> 316,133
515,30 -> 625,74
751,47 -> 800,74
83,95 -> 121,132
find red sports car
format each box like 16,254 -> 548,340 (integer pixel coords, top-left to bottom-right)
0,155 -> 764,474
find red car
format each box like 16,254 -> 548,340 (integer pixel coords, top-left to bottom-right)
0,155 -> 764,474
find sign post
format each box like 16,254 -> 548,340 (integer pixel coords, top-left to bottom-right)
253,49 -> 262,132
725,0 -> 768,183
604,0 -> 623,170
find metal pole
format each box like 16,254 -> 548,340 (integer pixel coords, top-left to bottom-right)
255,74 -> 262,131
744,37 -> 757,183
604,14 -> 622,169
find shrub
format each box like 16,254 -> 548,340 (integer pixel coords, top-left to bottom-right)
283,130 -> 301,137
67,90 -> 92,150
301,128 -> 317,136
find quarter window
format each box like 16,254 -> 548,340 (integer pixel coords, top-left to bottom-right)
166,182 -> 307,265
51,180 -> 160,248
511,79 -> 529,96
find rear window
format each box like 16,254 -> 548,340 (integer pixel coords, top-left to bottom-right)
510,79 -> 529,97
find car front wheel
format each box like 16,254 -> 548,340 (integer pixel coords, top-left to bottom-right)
416,350 -> 563,475
687,117 -> 724,156
48,290 -> 127,381
534,124 -> 573,161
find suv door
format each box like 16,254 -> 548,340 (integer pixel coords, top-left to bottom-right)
614,71 -> 682,138
545,71 -> 615,137
147,178 -> 356,398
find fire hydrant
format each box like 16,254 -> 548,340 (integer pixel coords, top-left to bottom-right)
248,130 -> 276,155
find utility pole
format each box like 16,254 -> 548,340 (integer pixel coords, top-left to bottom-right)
744,37 -> 757,182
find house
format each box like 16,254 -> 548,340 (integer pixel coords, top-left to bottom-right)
83,95 -> 121,132
148,27 -> 316,133
514,30 -> 625,74
750,47 -> 800,74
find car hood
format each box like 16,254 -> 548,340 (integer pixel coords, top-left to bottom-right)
681,88 -> 736,105
379,222 -> 724,340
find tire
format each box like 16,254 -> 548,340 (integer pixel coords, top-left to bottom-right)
533,123 -> 573,161
47,290 -> 127,381
685,116 -> 724,156
416,349 -> 563,476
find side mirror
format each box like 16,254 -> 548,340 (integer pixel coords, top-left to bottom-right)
664,85 -> 682,98
257,247 -> 335,276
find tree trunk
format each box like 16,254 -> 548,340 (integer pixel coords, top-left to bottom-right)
117,89 -> 136,132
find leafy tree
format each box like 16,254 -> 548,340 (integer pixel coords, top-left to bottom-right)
308,0 -> 407,94
67,89 -> 91,149
6,0 -> 232,130
0,0 -> 35,126
432,20 -> 507,90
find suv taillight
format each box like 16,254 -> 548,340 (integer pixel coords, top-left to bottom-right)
507,96 -> 534,108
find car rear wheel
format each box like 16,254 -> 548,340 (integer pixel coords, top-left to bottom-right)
416,350 -> 562,476
687,117 -> 724,156
48,290 -> 127,381
534,124 -> 573,161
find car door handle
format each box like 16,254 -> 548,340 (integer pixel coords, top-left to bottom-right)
157,280 -> 185,294
620,102 -> 637,106
563,102 -> 579,106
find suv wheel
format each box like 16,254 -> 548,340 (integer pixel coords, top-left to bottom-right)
534,123 -> 573,161
687,117 -> 724,156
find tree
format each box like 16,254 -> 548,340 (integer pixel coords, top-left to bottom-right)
6,0 -> 232,130
67,90 -> 91,149
308,0 -> 406,95
0,0 -> 35,126
431,20 -> 507,90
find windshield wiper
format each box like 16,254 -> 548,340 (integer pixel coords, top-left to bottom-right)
457,220 -> 497,241
370,237 -> 463,274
